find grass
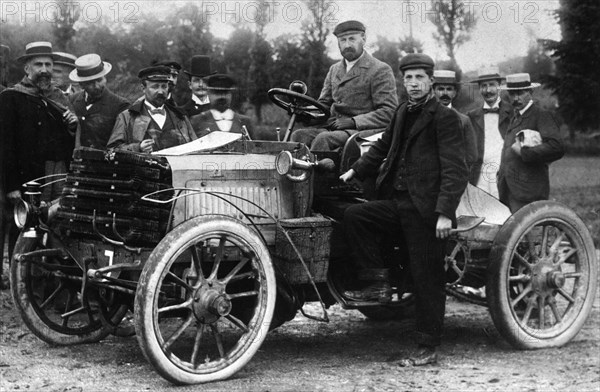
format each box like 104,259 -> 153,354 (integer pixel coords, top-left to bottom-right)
549,156 -> 600,247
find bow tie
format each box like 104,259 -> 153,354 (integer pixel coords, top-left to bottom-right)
483,108 -> 499,114
148,107 -> 166,116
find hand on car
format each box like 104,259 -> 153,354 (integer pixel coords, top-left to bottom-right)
339,169 -> 355,183
328,118 -> 355,131
436,214 -> 452,239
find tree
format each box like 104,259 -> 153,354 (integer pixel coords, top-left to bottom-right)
247,0 -> 273,122
542,0 -> 600,137
52,0 -> 81,51
427,0 -> 477,73
271,34 -> 311,89
372,36 -> 400,73
301,0 -> 334,97
398,35 -> 424,55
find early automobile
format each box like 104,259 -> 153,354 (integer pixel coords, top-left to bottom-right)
10,82 -> 598,384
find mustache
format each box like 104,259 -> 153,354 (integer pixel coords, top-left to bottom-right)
342,48 -> 355,53
439,95 -> 452,101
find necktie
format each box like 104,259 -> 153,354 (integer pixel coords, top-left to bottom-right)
483,108 -> 499,114
149,107 -> 166,116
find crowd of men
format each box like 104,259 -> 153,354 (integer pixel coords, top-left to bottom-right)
0,19 -> 564,367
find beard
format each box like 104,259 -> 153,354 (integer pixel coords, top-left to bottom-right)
212,98 -> 229,113
34,73 -> 52,91
342,48 -> 361,62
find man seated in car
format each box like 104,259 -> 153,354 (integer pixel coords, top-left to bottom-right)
291,20 -> 397,151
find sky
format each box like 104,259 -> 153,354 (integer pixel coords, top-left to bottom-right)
1,0 -> 562,72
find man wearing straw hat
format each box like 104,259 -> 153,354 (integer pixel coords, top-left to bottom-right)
69,53 -> 130,149
466,66 -> 512,197
190,73 -> 255,140
497,73 -> 564,212
0,41 -> 78,263
52,51 -> 79,96
180,55 -> 216,117
107,65 -> 196,153
432,69 -> 478,175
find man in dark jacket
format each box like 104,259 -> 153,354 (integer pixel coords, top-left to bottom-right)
0,41 -> 78,264
69,53 -> 129,149
497,73 -> 564,212
340,54 -> 468,366
190,74 -> 254,139
180,55 -> 215,117
107,66 -> 196,152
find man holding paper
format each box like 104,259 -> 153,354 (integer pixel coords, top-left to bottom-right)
497,73 -> 564,212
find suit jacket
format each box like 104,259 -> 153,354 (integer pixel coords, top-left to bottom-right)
70,88 -> 130,149
190,110 -> 255,139
352,98 -> 468,223
466,100 -> 512,184
0,77 -> 75,193
319,51 -> 398,135
107,99 -> 196,152
179,96 -> 210,118
454,109 -> 478,179
497,103 -> 564,204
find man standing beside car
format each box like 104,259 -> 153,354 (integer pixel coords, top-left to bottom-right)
339,54 -> 468,366
291,20 -> 397,151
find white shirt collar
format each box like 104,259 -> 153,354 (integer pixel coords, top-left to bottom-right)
519,100 -> 534,115
145,100 -> 165,112
345,51 -> 364,72
483,97 -> 501,110
192,94 -> 210,105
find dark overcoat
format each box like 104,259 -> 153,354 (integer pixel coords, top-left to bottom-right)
497,103 -> 564,204
352,98 -> 468,223
70,88 -> 130,149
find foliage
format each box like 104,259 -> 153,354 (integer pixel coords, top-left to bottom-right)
542,0 -> 600,137
51,0 -> 80,51
301,0 -> 333,97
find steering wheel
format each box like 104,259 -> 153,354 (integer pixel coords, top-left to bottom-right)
268,86 -> 330,141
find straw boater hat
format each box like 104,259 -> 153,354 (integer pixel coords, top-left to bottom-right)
17,41 -> 56,63
69,54 -> 112,82
469,66 -> 505,84
185,55 -> 217,78
433,70 -> 458,85
499,73 -> 541,90
53,52 -> 77,69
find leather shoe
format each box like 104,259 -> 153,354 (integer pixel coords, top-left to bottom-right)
398,346 -> 438,367
343,281 -> 392,303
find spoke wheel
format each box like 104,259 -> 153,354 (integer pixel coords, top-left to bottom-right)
487,201 -> 597,349
10,233 -> 121,345
134,216 -> 276,385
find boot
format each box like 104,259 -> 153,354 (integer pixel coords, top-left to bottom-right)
343,268 -> 392,303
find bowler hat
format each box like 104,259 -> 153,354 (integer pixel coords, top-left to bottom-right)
69,53 -> 112,82
433,70 -> 458,85
206,74 -> 236,90
399,53 -> 435,72
333,20 -> 366,37
469,66 -> 505,84
185,55 -> 217,78
17,41 -> 56,63
499,73 -> 540,90
53,52 -> 77,68
138,65 -> 171,82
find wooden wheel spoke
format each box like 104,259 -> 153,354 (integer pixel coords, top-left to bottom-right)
227,271 -> 256,283
228,290 -> 259,300
222,258 -> 250,284
555,247 -> 577,267
549,299 -> 562,323
158,298 -> 192,314
538,295 -> 546,329
208,236 -> 226,280
514,252 -> 533,270
190,324 -> 204,367
163,315 -> 194,351
548,231 -> 566,258
541,225 -> 550,257
225,314 -> 249,333
190,244 -> 206,286
511,284 -> 532,308
525,234 -> 538,261
40,282 -> 66,309
557,288 -> 575,304
167,272 -> 193,292
210,324 -> 225,358
521,297 -> 536,326
509,274 -> 530,283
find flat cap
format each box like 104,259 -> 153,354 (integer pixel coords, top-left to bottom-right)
399,53 -> 435,72
333,20 -> 366,37
138,65 -> 171,82
153,60 -> 182,71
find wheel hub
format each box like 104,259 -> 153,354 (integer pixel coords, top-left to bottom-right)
531,259 -> 564,294
191,282 -> 231,324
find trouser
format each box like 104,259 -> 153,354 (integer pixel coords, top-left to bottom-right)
344,194 -> 448,347
291,128 -> 351,151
